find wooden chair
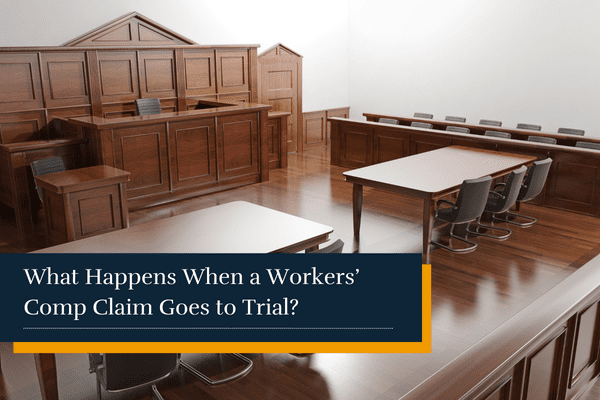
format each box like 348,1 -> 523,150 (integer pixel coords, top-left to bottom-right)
446,126 -> 470,134
414,112 -> 433,119
135,98 -> 162,116
484,130 -> 511,139
558,127 -> 584,136
411,122 -> 433,129
431,176 -> 492,252
445,116 -> 466,122
467,166 -> 527,240
479,119 -> 502,127
517,123 -> 542,131
527,136 -> 556,145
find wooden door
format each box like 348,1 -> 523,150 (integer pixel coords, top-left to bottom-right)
259,45 -> 302,153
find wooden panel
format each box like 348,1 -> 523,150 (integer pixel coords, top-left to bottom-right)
522,326 -> 567,400
218,92 -> 251,103
410,132 -> 452,155
340,124 -> 373,168
183,49 -> 216,97
216,49 -> 249,94
268,116 -> 281,167
217,112 -> 259,179
41,52 -> 90,108
45,192 -> 67,240
70,185 -> 123,239
0,110 -> 45,143
112,123 -> 169,198
186,95 -> 219,110
545,151 -> 600,216
168,117 -> 217,189
138,50 -> 176,98
326,107 -> 350,143
569,300 -> 600,387
97,51 -> 139,103
303,111 -> 327,149
47,106 -> 92,137
373,128 -> 410,163
0,53 -> 44,112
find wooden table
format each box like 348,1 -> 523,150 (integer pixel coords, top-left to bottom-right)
343,146 -> 536,262
31,201 -> 333,399
34,165 -> 130,245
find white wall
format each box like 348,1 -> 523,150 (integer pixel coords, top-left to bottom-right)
348,0 -> 600,137
0,0 -> 350,112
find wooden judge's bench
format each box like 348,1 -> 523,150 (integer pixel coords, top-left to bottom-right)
0,12 -> 288,242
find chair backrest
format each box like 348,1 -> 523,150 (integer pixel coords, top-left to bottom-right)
31,156 -> 67,201
517,123 -> 542,131
308,239 -> 344,253
575,141 -> 600,150
519,158 -> 552,202
135,98 -> 162,116
558,127 -> 584,136
445,116 -> 466,122
479,119 -> 502,127
484,130 -> 511,139
489,166 -> 527,213
446,126 -> 470,134
411,122 -> 433,129
378,118 -> 399,125
414,112 -> 433,119
452,176 -> 493,223
91,353 -> 179,392
527,135 -> 557,145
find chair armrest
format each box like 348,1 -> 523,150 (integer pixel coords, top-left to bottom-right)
436,199 -> 456,209
493,183 -> 506,191
489,190 -> 505,199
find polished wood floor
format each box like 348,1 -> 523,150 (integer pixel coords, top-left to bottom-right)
1,147 -> 600,400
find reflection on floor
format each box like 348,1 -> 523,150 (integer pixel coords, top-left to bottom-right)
1,147 -> 600,399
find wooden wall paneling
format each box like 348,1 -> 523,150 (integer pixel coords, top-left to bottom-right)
0,110 -> 45,144
40,52 -> 90,109
474,362 -> 524,400
520,325 -> 568,400
0,150 -> 11,203
96,51 -> 139,104
182,49 -> 217,99
249,47 -> 258,103
373,126 -> 410,164
339,123 -> 373,168
326,107 -> 350,144
102,102 -> 137,119
174,49 -> 186,111
111,123 -> 169,199
566,299 -> 600,396
168,117 -> 217,189
0,53 -> 44,113
218,92 -> 251,103
186,95 -> 219,110
216,112 -> 259,179
216,48 -> 249,95
85,51 -> 103,117
259,109 -> 269,182
303,110 -> 327,150
138,50 -> 177,99
544,150 -> 600,217
409,132 -> 452,155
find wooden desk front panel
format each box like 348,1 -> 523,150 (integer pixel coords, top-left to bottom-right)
217,112 -> 259,179
111,123 -> 170,199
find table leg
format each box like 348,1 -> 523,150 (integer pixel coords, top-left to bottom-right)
423,197 -> 435,264
353,184 -> 363,238
305,245 -> 319,253
34,354 -> 58,400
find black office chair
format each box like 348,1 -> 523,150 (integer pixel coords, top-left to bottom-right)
445,116 -> 466,122
89,353 -> 178,400
484,130 -> 511,139
558,127 -> 585,136
493,158 -> 552,227
378,118 -> 399,125
431,176 -> 492,252
517,123 -> 542,131
135,98 -> 162,116
30,156 -> 67,202
575,141 -> 600,150
414,112 -> 433,119
527,136 -> 556,145
467,166 -> 527,240
411,122 -> 433,129
307,239 -> 344,253
446,126 -> 470,134
479,119 -> 502,127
